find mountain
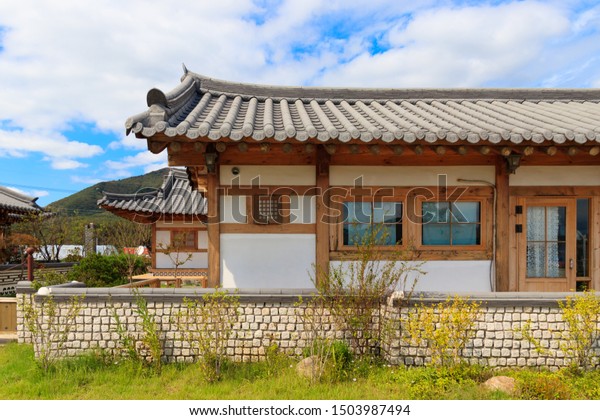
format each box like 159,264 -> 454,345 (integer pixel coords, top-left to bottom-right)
48,168 -> 170,217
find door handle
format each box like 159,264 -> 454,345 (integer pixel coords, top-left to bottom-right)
570,258 -> 574,270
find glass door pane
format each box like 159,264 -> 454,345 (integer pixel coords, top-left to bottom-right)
526,206 -> 567,278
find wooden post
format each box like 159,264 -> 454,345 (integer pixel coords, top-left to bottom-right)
495,157 -> 510,291
207,170 -> 220,288
26,247 -> 35,282
315,145 -> 330,286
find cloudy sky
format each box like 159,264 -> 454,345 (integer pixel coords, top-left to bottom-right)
1,0 -> 600,206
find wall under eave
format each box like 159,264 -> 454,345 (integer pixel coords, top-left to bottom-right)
221,234 -> 315,289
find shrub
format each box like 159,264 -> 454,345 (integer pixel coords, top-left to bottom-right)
403,296 -> 481,366
312,225 -> 423,357
32,269 -> 70,291
517,371 -> 571,400
21,294 -> 84,372
67,253 -> 149,287
174,290 -> 240,382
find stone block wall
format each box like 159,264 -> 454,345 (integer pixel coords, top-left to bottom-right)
16,284 -> 600,368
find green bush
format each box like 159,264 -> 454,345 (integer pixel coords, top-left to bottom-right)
517,371 -> 571,400
67,253 -> 149,287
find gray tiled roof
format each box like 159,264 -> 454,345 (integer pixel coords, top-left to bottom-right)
98,168 -> 207,217
126,69 -> 600,145
0,186 -> 43,217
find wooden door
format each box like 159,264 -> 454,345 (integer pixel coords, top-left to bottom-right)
518,198 -> 576,292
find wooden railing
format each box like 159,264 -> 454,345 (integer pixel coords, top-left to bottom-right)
115,273 -> 208,289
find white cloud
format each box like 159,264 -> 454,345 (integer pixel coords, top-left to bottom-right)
104,150 -> 168,176
317,2 -> 575,87
0,128 -> 103,169
6,186 -> 48,199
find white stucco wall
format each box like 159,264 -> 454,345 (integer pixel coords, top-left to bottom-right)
289,195 -> 316,224
155,252 -> 208,269
330,166 -> 495,186
510,166 -> 600,186
330,260 -> 493,293
220,165 -> 316,186
220,195 -> 247,223
221,234 -> 316,288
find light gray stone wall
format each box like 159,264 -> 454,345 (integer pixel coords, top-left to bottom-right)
16,284 -> 600,369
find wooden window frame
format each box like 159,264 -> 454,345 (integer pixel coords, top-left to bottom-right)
416,198 -> 486,250
330,186 -> 493,261
338,199 -> 405,251
169,229 -> 198,251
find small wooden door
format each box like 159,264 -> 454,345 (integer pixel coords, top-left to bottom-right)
518,198 -> 577,292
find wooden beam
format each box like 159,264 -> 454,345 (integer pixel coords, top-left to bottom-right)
238,142 -> 248,152
435,145 -> 446,156
500,147 -> 512,157
545,146 -> 558,156
479,146 -> 491,155
567,146 -> 579,156
369,145 -> 380,155
282,143 -> 293,154
325,144 -> 337,155
315,145 -> 330,286
413,145 -> 424,155
349,144 -> 360,154
457,146 -> 468,155
215,142 -> 227,153
523,146 -> 534,156
207,170 -> 220,288
590,146 -> 600,157
495,156 -> 510,292
392,145 -> 404,155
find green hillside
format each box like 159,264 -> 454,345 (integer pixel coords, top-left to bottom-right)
48,168 -> 170,217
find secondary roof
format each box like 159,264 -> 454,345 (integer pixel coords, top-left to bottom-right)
98,168 -> 207,220
126,68 -> 600,146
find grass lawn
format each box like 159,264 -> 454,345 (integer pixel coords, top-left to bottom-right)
1,343 -> 600,400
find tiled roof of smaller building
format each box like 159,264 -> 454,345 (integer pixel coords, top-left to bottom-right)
0,186 -> 43,221
126,68 -> 600,145
98,168 -> 207,218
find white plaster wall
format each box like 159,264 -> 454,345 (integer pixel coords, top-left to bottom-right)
510,166 -> 600,186
220,165 -> 315,186
330,166 -> 495,186
156,220 -> 204,228
330,260 -> 492,293
198,231 -> 208,249
221,234 -> 316,288
156,252 -> 208,269
156,230 -> 170,247
220,195 -> 247,223
289,195 -> 316,224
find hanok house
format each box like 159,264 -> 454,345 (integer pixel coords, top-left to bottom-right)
98,168 -> 208,282
124,68 -> 600,293
0,186 -> 43,244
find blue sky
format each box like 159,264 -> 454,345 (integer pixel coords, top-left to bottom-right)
1,0 -> 600,206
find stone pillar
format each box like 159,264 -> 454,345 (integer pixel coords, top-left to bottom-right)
84,223 -> 97,256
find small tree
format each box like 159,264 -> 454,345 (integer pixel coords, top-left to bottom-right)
312,224 -> 423,357
174,290 -> 240,382
157,232 -> 193,283
15,211 -> 72,262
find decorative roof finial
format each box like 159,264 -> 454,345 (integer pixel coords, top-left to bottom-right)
182,63 -> 189,75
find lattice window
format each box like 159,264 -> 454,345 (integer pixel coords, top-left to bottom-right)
253,195 -> 283,224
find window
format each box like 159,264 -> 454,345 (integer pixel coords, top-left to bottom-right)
422,201 -> 481,246
253,195 -> 284,224
171,230 -> 196,250
342,201 -> 402,246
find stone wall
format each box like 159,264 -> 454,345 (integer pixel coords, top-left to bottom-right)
1,263 -> 73,295
16,284 -> 600,368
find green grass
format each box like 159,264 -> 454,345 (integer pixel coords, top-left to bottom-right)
1,343 -> 600,400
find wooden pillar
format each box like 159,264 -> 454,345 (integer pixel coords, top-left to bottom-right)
315,145 -> 330,286
495,157 -> 510,291
207,170 -> 220,288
